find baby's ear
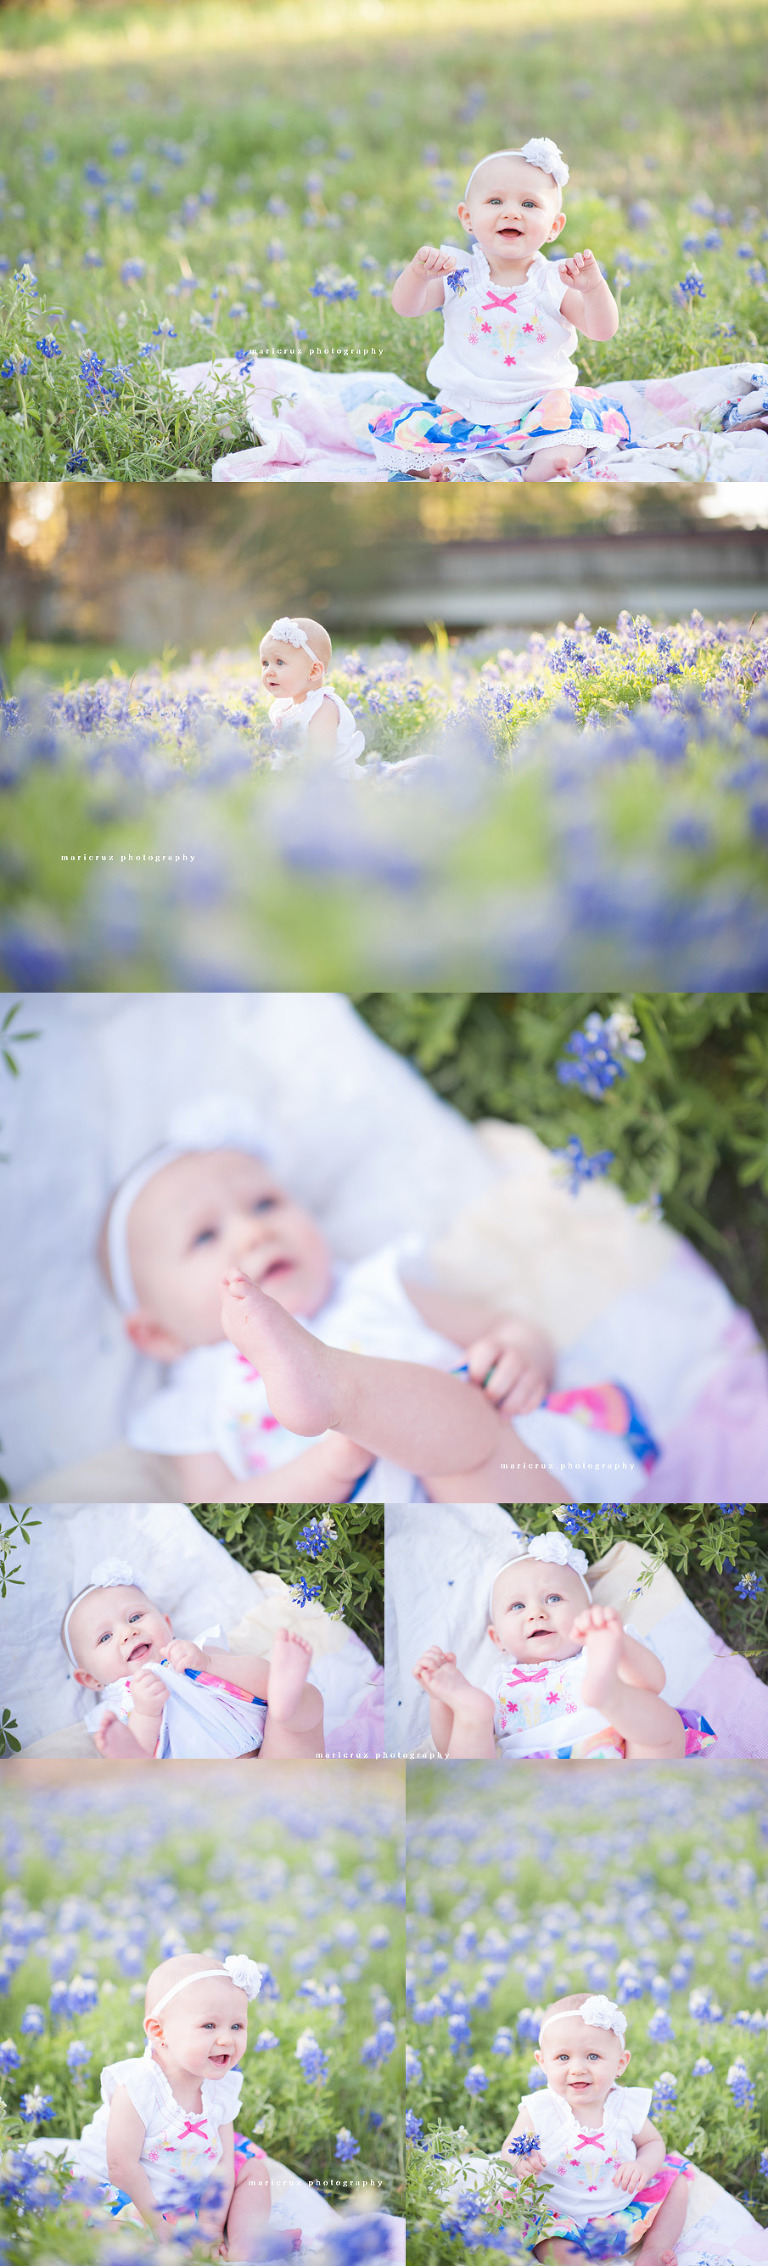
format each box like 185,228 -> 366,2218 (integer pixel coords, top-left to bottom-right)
550,211 -> 567,242
487,1624 -> 501,1648
124,1312 -> 184,1361
618,2047 -> 631,2074
144,2015 -> 163,2045
73,1667 -> 101,1692
533,2048 -> 544,2068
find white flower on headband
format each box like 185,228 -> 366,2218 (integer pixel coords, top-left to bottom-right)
223,1955 -> 263,1999
270,618 -> 309,649
89,1559 -> 140,1591
167,1092 -> 269,1159
579,1995 -> 627,2041
526,1533 -> 589,1584
519,137 -> 569,189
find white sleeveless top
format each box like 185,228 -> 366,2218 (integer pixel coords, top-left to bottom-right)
517,2082 -> 653,2224
75,2049 -> 243,2206
426,244 -> 579,420
268,683 -> 365,773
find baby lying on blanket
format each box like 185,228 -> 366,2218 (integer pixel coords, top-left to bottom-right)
261,614 -> 365,773
501,1992 -> 693,2262
70,1950 -> 301,2254
370,138 -> 630,483
104,1102 -> 674,1506
414,1532 -> 716,1760
63,1558 -> 325,1760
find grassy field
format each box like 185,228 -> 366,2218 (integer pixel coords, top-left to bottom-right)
0,0 -> 766,476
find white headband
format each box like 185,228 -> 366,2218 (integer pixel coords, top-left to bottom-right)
63,1558 -> 145,1667
539,1996 -> 627,2045
464,139 -> 569,210
147,1956 -> 263,2022
489,1531 -> 591,1618
106,1091 -> 271,1314
267,618 -> 323,665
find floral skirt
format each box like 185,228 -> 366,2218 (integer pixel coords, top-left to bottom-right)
368,389 -> 631,475
80,2134 -> 269,2226
524,2150 -> 695,2254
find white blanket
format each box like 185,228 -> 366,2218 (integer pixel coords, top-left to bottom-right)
5,1504 -> 384,1757
384,1506 -> 767,1757
0,995 -> 493,1491
166,354 -> 768,483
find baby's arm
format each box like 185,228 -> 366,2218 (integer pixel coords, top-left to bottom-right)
203,2120 -> 235,2252
106,2088 -> 161,2232
173,1436 -> 371,1505
613,2117 -> 666,2192
392,245 -> 458,315
168,1637 -> 271,1697
125,1665 -> 168,1755
306,696 -> 340,756
403,1277 -> 555,1416
498,2107 -> 545,2174
558,250 -> 619,339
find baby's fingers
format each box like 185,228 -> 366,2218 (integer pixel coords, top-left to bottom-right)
497,1369 -> 547,1417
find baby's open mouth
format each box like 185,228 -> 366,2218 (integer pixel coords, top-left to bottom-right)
127,1640 -> 153,1663
209,2052 -> 231,2066
259,1258 -> 293,1283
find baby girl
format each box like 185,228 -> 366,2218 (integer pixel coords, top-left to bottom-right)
501,1992 -> 692,2262
63,1558 -> 325,1761
369,138 -> 630,482
106,1102 -> 669,1507
414,1531 -> 716,1760
72,1949 -> 299,2255
261,616 -> 365,773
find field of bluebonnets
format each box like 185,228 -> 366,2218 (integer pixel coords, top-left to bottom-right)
2,608 -> 768,985
0,0 -> 766,479
405,1765 -> 768,2261
0,1766 -> 404,2262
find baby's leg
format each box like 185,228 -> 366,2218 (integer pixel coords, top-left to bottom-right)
534,2244 -> 586,2262
260,1629 -> 325,1759
636,2169 -> 688,2263
221,1272 -> 561,1492
522,442 -> 588,481
418,1652 -> 496,1759
224,2150 -> 271,2253
581,1618 -> 685,1759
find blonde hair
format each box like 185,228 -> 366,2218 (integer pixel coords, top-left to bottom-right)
145,1950 -> 221,2020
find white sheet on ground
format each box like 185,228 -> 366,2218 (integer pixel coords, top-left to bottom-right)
5,1504 -> 384,1757
165,354 -> 768,483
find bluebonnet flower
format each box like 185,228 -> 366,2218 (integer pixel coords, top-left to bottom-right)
20,2087 -> 54,2122
1,353 -> 32,377
291,1576 -> 322,1607
557,1008 -> 645,1099
361,2020 -> 396,2064
66,2039 -> 91,2072
447,2011 -> 472,2053
335,2128 -> 360,2161
152,319 -> 176,338
296,1515 -> 337,1559
691,2057 -> 713,2076
553,1134 -> 615,1193
0,2039 -> 20,2072
295,2030 -> 329,2083
727,2059 -> 756,2108
648,2009 -> 675,2041
717,1504 -> 748,1515
650,2072 -> 677,2114
20,2005 -> 45,2035
68,1974 -> 99,2016
82,248 -> 104,268
464,2064 -> 488,2096
65,450 -> 90,473
505,2133 -> 542,2157
35,334 -> 62,357
735,1573 -> 763,1599
405,2045 -> 423,2085
527,2065 -> 548,2090
674,269 -> 705,302
254,2029 -> 280,2050
120,257 -> 146,284
759,2148 -> 768,2176
492,2027 -> 514,2056
405,2109 -> 424,2143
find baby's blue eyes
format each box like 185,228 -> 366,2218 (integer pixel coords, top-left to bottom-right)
508,1592 -> 563,1612
98,1611 -> 142,1645
192,1196 -> 277,1248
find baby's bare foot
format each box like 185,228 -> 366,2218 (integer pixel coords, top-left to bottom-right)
94,1712 -> 141,1759
268,1627 -> 313,1722
579,1610 -> 626,1709
221,1271 -> 344,1436
522,444 -> 587,481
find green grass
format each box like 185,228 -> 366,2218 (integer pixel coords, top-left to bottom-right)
0,0 -> 766,475
191,1502 -> 385,1661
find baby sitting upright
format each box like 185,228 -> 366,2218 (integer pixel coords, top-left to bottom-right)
414,1531 -> 716,1761
261,615 -> 365,773
63,1557 -> 325,1761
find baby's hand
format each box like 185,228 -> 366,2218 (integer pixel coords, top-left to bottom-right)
613,2161 -> 645,2193
411,244 -> 458,278
413,1645 -> 456,1685
167,1638 -> 208,1675
503,2142 -> 546,2174
570,1604 -> 622,1641
465,1314 -> 554,1417
559,247 -> 603,292
129,1664 -> 167,1715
